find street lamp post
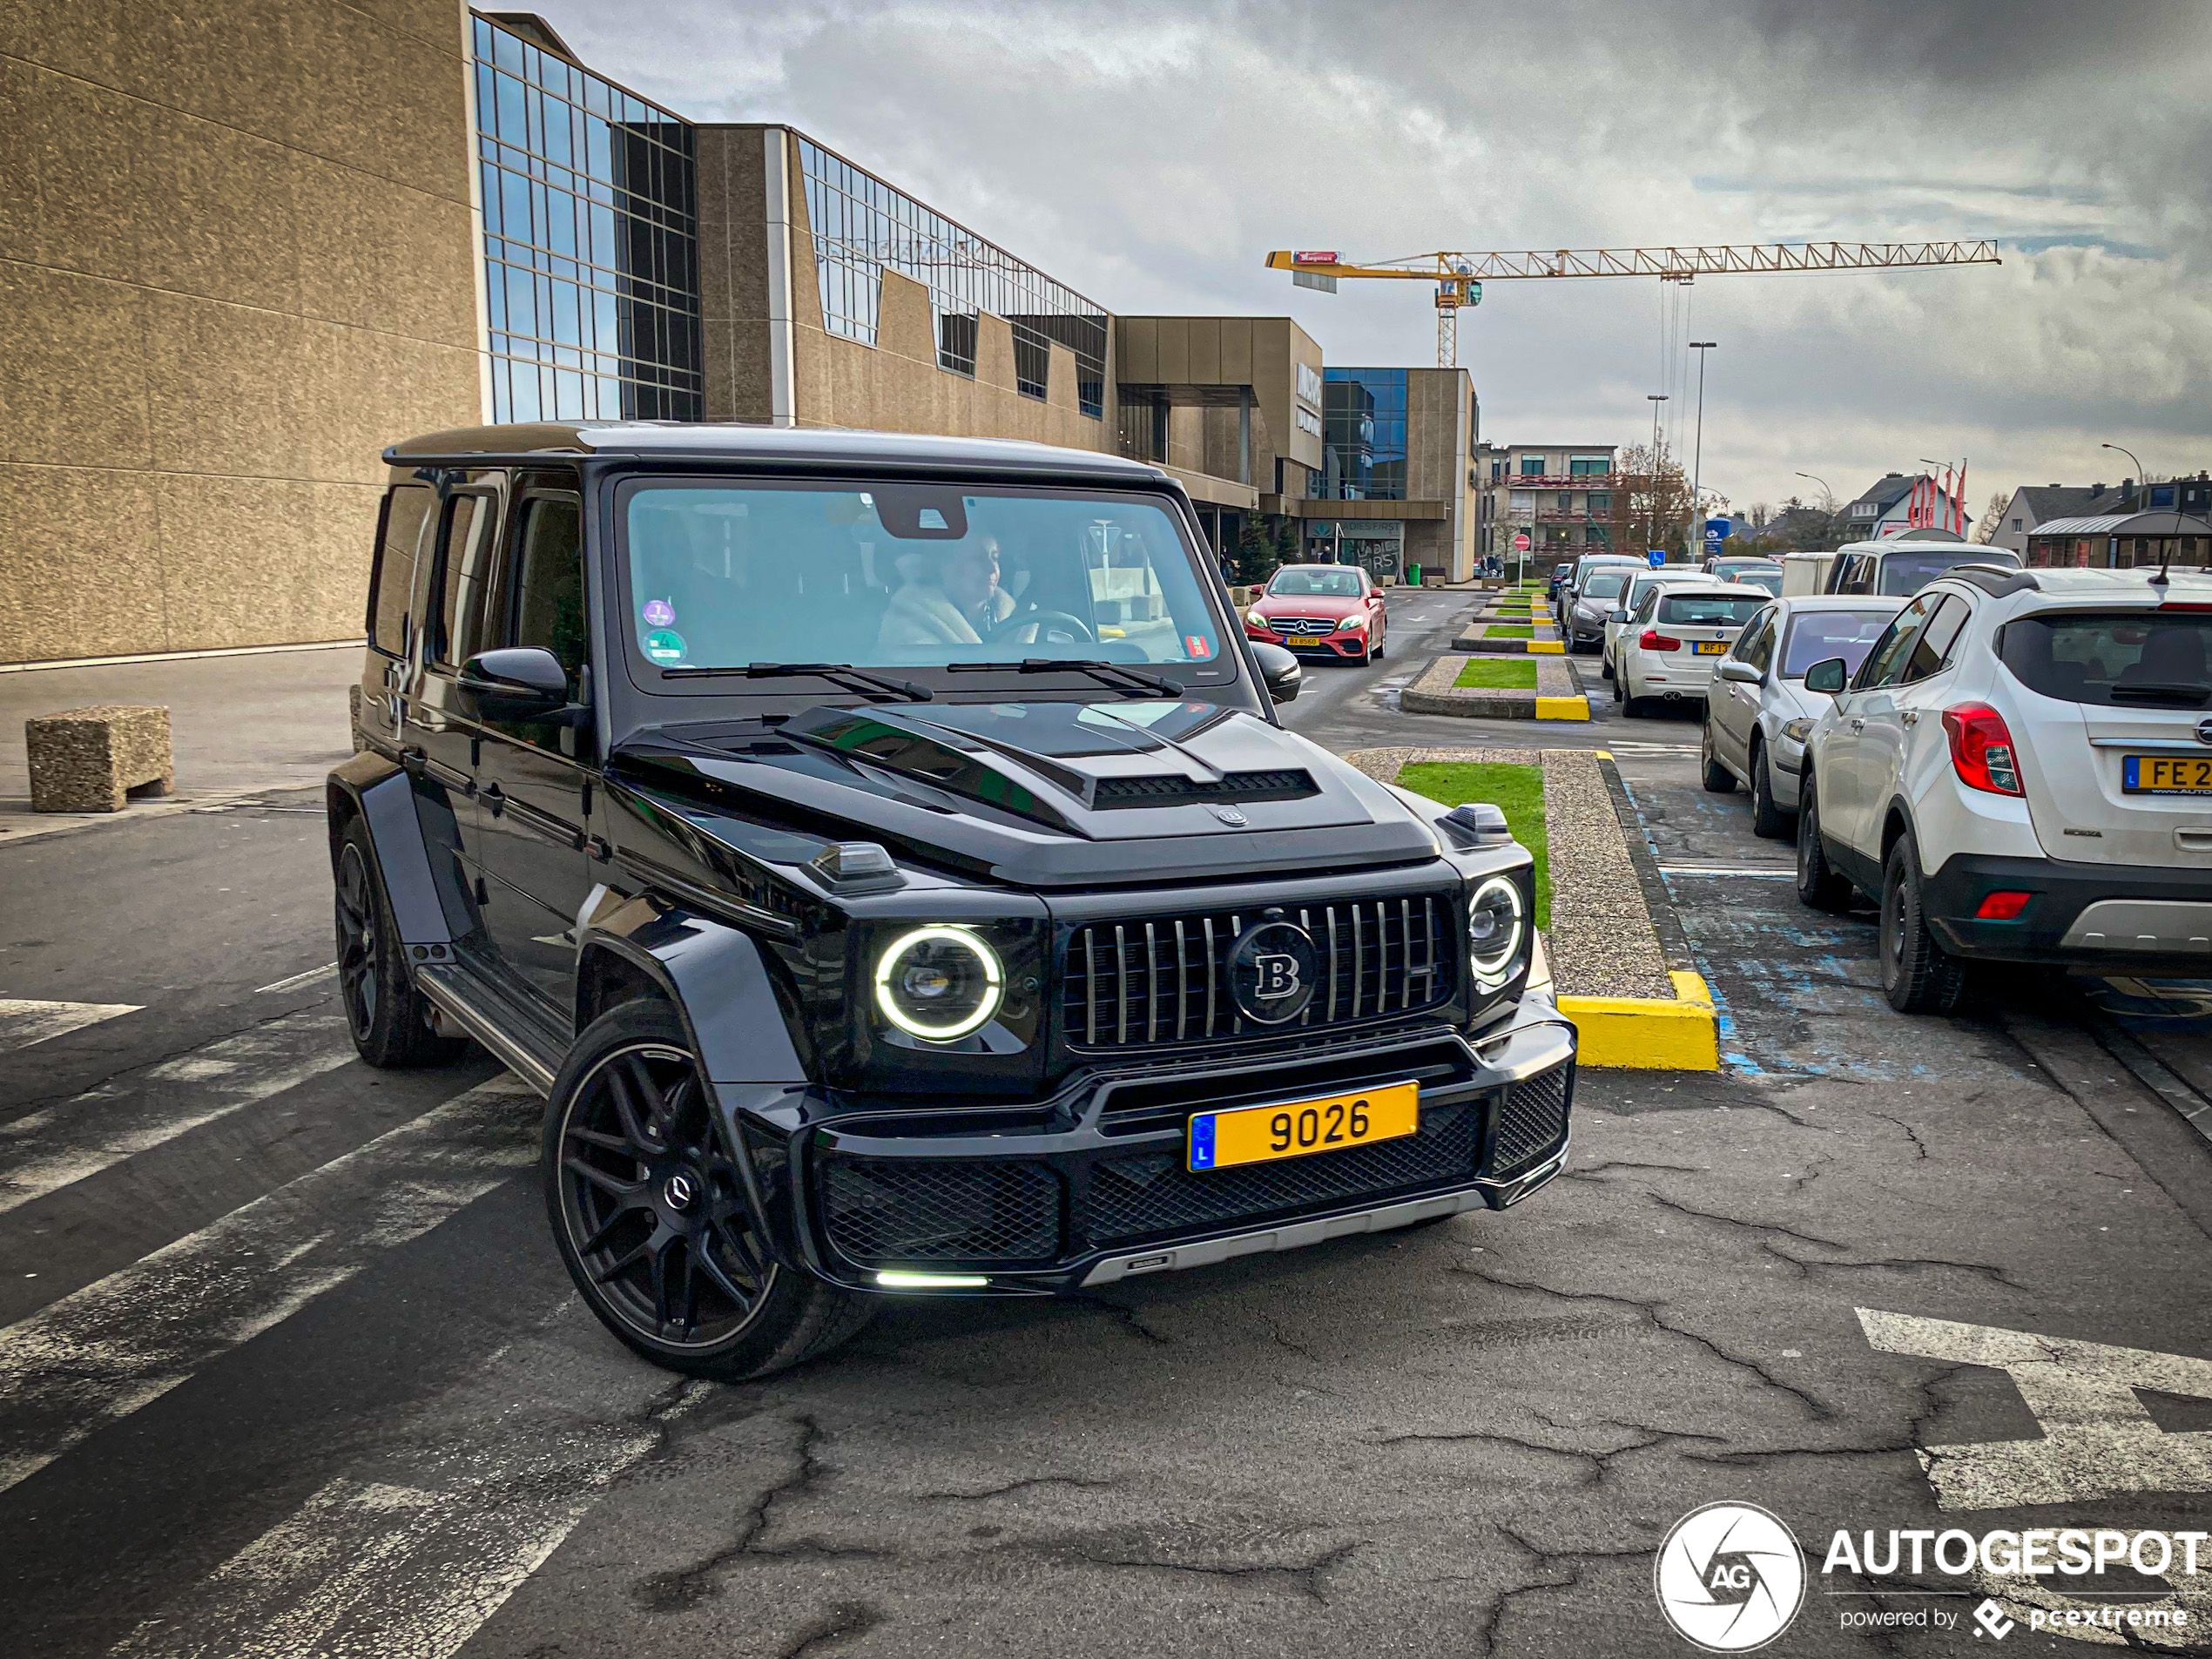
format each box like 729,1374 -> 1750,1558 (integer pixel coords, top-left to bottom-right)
1647,394 -> 1669,556
1795,470 -> 1835,550
2104,440 -> 2180,583
1689,341 -> 1716,563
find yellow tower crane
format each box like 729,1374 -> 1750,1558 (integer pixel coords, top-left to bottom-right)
1265,241 -> 2002,367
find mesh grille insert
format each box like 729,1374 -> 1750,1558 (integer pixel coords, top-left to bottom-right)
1091,770 -> 1318,808
1487,1064 -> 1572,1175
820,1157 -> 1062,1265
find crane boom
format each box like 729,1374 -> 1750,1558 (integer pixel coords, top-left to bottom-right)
1264,239 -> 2000,364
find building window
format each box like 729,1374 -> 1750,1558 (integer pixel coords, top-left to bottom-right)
1569,455 -> 1609,476
2011,517 -> 2021,530
473,16 -> 702,421
2151,485 -> 2177,508
1587,492 -> 1611,513
1318,368 -> 1406,500
795,138 -> 1107,416
1520,455 -> 1546,476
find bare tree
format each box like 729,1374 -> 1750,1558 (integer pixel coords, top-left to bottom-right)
1973,490 -> 2009,544
1747,501 -> 1774,529
1602,442 -> 1697,560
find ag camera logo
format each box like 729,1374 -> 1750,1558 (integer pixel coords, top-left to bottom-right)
1655,1502 -> 1806,1651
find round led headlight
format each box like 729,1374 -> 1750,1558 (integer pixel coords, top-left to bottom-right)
873,927 -> 1005,1041
1467,875 -> 1527,990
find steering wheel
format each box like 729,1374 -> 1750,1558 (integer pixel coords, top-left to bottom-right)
985,608 -> 1096,647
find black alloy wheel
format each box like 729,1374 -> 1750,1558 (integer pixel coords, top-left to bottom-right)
1700,722 -> 1737,792
1749,739 -> 1786,839
1794,775 -> 1855,913
334,819 -> 465,1069
1878,832 -> 1969,1015
543,1000 -> 872,1380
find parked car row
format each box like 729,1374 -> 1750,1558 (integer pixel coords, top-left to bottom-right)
1690,561 -> 2212,1015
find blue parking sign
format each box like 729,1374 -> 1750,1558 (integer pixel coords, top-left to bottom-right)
1647,549 -> 1667,568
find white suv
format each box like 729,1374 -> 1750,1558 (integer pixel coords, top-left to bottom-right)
1794,565 -> 2212,1013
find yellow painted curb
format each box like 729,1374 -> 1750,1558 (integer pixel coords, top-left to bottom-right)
1534,695 -> 1588,719
1528,641 -> 1565,655
1558,971 -> 1720,1070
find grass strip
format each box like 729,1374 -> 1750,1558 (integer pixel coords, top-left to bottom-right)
1484,624 -> 1534,638
1453,658 -> 1539,690
1399,760 -> 1549,928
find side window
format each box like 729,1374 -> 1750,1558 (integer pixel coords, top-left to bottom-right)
1831,555 -> 1868,596
509,496 -> 588,696
1901,594 -> 1972,683
1740,607 -> 1778,672
368,484 -> 435,657
1853,594 -> 1939,691
428,493 -> 496,668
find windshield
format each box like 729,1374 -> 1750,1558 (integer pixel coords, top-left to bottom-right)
1268,568 -> 1363,598
2000,611 -> 2212,709
1782,609 -> 1896,678
620,482 -> 1225,673
1879,548 -> 2016,596
1731,570 -> 1784,595
1582,570 -> 1629,601
1656,592 -> 1770,628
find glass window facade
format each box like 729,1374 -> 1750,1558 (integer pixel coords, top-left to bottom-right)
796,138 -> 1106,417
1319,368 -> 1406,500
472,16 -> 702,422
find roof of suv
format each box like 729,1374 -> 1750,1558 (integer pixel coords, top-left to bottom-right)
1938,564 -> 2212,604
384,421 -> 1171,484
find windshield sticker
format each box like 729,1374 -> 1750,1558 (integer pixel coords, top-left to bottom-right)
644,628 -> 687,664
641,597 -> 676,628
1185,635 -> 1213,658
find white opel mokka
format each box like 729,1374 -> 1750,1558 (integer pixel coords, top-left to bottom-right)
1793,565 -> 2212,1014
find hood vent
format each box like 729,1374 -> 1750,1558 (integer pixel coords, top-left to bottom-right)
1092,769 -> 1318,809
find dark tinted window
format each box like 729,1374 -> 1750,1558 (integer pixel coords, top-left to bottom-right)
2000,611 -> 2212,709
1780,609 -> 1895,678
512,497 -> 588,694
1831,554 -> 1875,596
1656,592 -> 1770,627
1902,594 -> 1972,681
1853,593 -> 1939,689
368,485 -> 435,656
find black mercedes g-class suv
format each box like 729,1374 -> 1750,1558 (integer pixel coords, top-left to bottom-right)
332,421 -> 1575,1379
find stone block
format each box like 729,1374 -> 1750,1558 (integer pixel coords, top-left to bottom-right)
26,704 -> 172,812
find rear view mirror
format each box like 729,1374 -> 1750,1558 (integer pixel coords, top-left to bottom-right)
1716,660 -> 1763,685
1804,658 -> 1848,695
1610,609 -> 1632,624
1251,641 -> 1302,705
460,647 -> 575,723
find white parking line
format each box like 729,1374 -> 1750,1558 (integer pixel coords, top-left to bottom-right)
0,999 -> 141,1056
0,1011 -> 356,1214
0,1075 -> 538,1494
253,963 -> 338,995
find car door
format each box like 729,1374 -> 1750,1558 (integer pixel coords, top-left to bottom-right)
1877,591 -> 1974,839
406,483 -> 503,918
1824,593 -> 1939,854
474,482 -> 597,1019
1713,605 -> 1776,772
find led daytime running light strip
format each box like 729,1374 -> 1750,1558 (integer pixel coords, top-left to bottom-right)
873,926 -> 1005,1041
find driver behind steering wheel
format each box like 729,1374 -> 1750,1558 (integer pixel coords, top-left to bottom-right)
876,536 -> 1015,647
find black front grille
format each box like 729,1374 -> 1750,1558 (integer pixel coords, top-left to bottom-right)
1092,770 -> 1317,808
1267,617 -> 1340,636
1082,1102 -> 1480,1245
1486,1065 -> 1572,1174
1063,894 -> 1456,1050
819,1157 -> 1061,1265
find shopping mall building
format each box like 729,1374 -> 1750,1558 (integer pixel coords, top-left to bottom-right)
0,4 -> 1483,664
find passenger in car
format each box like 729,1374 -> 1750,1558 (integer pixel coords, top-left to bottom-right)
877,536 -> 1016,647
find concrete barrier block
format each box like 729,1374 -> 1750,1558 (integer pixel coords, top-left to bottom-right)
26,704 -> 173,813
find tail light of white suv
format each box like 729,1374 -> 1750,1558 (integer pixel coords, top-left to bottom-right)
1941,703 -> 2023,796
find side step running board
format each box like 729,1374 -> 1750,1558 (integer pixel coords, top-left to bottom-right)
415,965 -> 563,1096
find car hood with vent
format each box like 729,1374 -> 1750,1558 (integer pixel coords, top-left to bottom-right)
610,698 -> 1443,889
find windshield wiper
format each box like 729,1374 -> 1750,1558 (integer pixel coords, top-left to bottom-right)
658,662 -> 932,703
2109,683 -> 2209,705
945,658 -> 1184,698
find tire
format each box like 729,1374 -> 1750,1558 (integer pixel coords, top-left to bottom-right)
1601,655 -> 1614,682
334,818 -> 469,1069
1749,739 -> 1786,839
1794,774 -> 1855,913
543,999 -> 873,1381
1354,639 -> 1372,666
1372,625 -> 1385,662
1700,721 -> 1737,792
1879,833 -> 1969,1015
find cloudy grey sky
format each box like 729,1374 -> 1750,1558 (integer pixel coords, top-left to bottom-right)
530,0 -> 2212,514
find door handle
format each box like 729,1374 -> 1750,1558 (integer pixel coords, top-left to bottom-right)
1850,718 -> 1865,732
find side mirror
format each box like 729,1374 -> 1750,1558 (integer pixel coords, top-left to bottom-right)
1610,608 -> 1633,624
1716,660 -> 1763,685
1804,658 -> 1848,695
459,647 -> 576,723
1251,641 -> 1302,705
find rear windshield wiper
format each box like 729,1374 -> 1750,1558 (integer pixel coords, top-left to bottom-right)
945,658 -> 1184,698
658,663 -> 932,703
2109,683 -> 2209,705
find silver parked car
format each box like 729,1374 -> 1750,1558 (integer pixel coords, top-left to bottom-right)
1699,596 -> 1902,836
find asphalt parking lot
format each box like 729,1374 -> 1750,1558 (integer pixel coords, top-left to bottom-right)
3,587 -> 2210,1657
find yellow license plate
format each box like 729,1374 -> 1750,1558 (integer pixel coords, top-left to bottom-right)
1290,633 -> 1325,643
1692,640 -> 1729,655
2124,754 -> 2212,794
1188,1081 -> 1419,1172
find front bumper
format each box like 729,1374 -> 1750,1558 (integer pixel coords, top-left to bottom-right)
1923,851 -> 2212,971
725,989 -> 1576,1297
1246,625 -> 1366,658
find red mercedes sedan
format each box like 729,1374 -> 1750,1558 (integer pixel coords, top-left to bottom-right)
1244,564 -> 1388,664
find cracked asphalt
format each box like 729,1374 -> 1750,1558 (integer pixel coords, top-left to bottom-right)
3,597 -> 2210,1656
